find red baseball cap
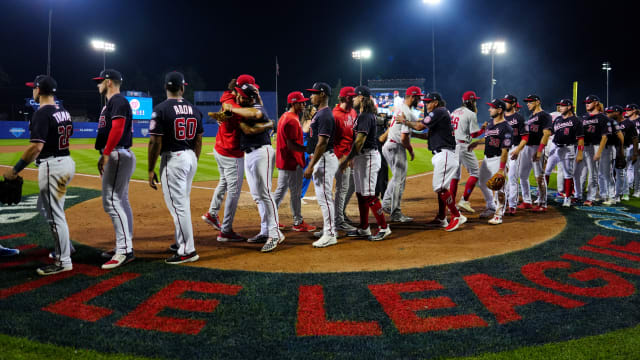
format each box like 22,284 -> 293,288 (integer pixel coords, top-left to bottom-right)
339,86 -> 356,97
462,91 -> 480,101
406,86 -> 424,97
287,91 -> 309,104
237,74 -> 260,89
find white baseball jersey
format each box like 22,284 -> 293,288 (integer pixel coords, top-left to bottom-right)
451,107 -> 480,143
388,102 -> 415,143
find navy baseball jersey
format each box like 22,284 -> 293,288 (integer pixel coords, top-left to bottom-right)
581,113 -> 608,146
353,112 -> 378,151
422,107 -> 456,151
619,118 -> 638,147
95,93 -> 133,151
605,117 -> 621,146
239,104 -> 271,152
552,115 -> 584,145
30,104 -> 73,161
505,112 -> 528,145
484,120 -> 513,158
526,111 -> 552,146
306,107 -> 335,154
149,98 -> 204,152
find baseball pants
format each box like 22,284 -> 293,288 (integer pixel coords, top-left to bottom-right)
208,150 -> 244,233
478,156 -> 506,216
245,145 -> 280,240
519,145 -> 547,206
102,148 -> 136,255
574,145 -> 598,201
353,149 -> 381,197
38,156 -> 75,267
544,149 -> 565,193
312,151 -> 339,238
598,146 -> 615,200
381,141 -> 408,216
431,149 -> 459,193
507,146 -> 521,208
273,166 -> 304,225
625,146 -> 640,195
343,170 -> 356,218
453,142 -> 480,180
160,150 -> 197,256
616,146 -> 634,196
333,166 -> 351,226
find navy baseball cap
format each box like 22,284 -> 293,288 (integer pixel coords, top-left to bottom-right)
486,99 -> 506,110
353,85 -> 371,97
306,82 -> 331,96
25,75 -> 57,93
624,104 -> 639,111
523,94 -> 541,102
584,95 -> 600,104
165,71 -> 188,87
235,83 -> 259,99
605,105 -> 624,113
422,92 -> 443,102
92,69 -> 123,83
502,94 -> 517,104
556,99 -> 573,106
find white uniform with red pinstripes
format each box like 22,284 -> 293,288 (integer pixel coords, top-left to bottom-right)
244,145 -> 280,240
312,152 -> 339,237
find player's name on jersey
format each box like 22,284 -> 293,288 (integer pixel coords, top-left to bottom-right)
174,104 -> 195,115
52,110 -> 71,124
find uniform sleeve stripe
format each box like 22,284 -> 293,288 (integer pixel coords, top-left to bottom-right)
148,132 -> 164,136
30,139 -> 46,143
111,115 -> 126,120
319,133 -> 332,137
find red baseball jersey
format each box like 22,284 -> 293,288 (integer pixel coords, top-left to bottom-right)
214,91 -> 244,158
276,111 -> 305,170
332,105 -> 356,159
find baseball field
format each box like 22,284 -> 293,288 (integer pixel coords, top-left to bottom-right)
2,137 -> 640,359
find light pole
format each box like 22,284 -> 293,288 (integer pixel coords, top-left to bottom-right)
47,0 -> 53,76
602,61 -> 612,107
91,40 -> 116,71
423,0 -> 441,91
481,41 -> 506,100
352,49 -> 372,86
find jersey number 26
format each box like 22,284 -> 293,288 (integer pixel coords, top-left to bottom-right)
175,118 -> 197,140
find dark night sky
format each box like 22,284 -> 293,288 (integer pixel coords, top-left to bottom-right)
0,0 -> 637,120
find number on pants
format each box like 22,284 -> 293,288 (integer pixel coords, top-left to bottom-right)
58,125 -> 72,150
174,117 -> 197,140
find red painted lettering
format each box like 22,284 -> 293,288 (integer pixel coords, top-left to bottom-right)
588,235 -> 640,254
581,246 -> 640,262
562,254 -> 640,275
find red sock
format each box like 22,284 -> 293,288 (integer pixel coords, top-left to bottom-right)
463,176 -> 478,201
356,193 -> 369,229
564,178 -> 572,197
438,195 -> 446,219
366,196 -> 388,229
440,191 -> 461,218
450,179 -> 459,201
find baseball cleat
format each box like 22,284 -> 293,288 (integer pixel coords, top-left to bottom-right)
247,234 -> 268,243
457,199 -> 475,213
530,205 -> 547,213
293,221 -> 317,232
278,223 -> 286,230
0,246 -> 19,257
217,231 -> 247,242
517,202 -> 532,210
507,207 -> 517,216
602,198 -> 615,206
312,235 -> 338,248
277,231 -> 285,244
488,216 -> 503,225
426,217 -> 448,228
165,252 -> 199,264
346,227 -> 372,237
390,213 -> 414,223
562,197 -> 571,208
633,193 -> 640,198
444,214 -> 467,232
368,227 -> 391,241
622,194 -> 630,201
479,208 -> 496,219
37,263 -> 73,276
101,252 -> 135,270
313,230 -> 324,238
614,196 -> 621,204
261,237 -> 280,252
101,249 -> 116,259
583,200 -> 593,207
202,212 -> 221,230
336,222 -> 357,231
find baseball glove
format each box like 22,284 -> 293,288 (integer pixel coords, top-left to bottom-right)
0,176 -> 23,205
486,172 -> 506,191
615,155 -> 627,169
208,110 -> 233,122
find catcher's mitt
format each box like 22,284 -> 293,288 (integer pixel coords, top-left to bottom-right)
486,172 -> 505,191
615,155 -> 627,169
208,110 -> 233,122
0,176 -> 23,205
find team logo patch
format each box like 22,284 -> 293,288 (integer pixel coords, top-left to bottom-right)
149,119 -> 156,130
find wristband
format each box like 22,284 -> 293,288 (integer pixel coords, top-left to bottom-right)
537,143 -> 546,153
578,145 -> 584,151
13,159 -> 28,173
499,161 -> 506,170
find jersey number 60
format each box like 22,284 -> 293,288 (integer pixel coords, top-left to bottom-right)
174,118 -> 197,140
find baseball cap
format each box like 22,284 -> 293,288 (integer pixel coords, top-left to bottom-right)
523,94 -> 541,102
306,82 -> 332,96
556,99 -> 573,106
165,71 -> 188,87
406,86 -> 425,97
502,94 -> 517,104
625,104 -> 639,111
422,92 -> 443,103
584,95 -> 600,104
287,91 -> 309,104
25,75 -> 57,93
235,83 -> 259,99
353,85 -> 371,97
237,74 -> 259,89
486,99 -> 506,110
339,86 -> 356,97
605,105 -> 624,113
462,91 -> 480,102
92,69 -> 123,83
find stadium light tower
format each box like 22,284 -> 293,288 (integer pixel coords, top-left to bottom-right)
352,49 -> 372,86
602,61 -> 612,107
481,41 -> 506,100
91,39 -> 116,72
423,0 -> 441,91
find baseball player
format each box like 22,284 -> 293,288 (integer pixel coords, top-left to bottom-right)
332,86 -> 358,231
550,99 -> 584,207
398,92 -> 465,231
303,82 -> 339,248
450,91 -> 486,214
93,69 -> 136,269
544,110 -> 566,197
519,95 -> 553,212
624,104 -> 640,197
3,75 -> 75,275
608,105 -> 638,201
502,95 -> 529,215
468,99 -> 513,224
381,86 -> 424,222
574,95 -> 609,206
339,86 -> 391,241
599,103 -> 624,205
223,83 -> 282,252
147,72 -> 204,264
273,91 -> 316,232
0,245 -> 19,257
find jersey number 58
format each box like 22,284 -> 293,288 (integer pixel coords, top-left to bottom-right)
175,118 -> 197,140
